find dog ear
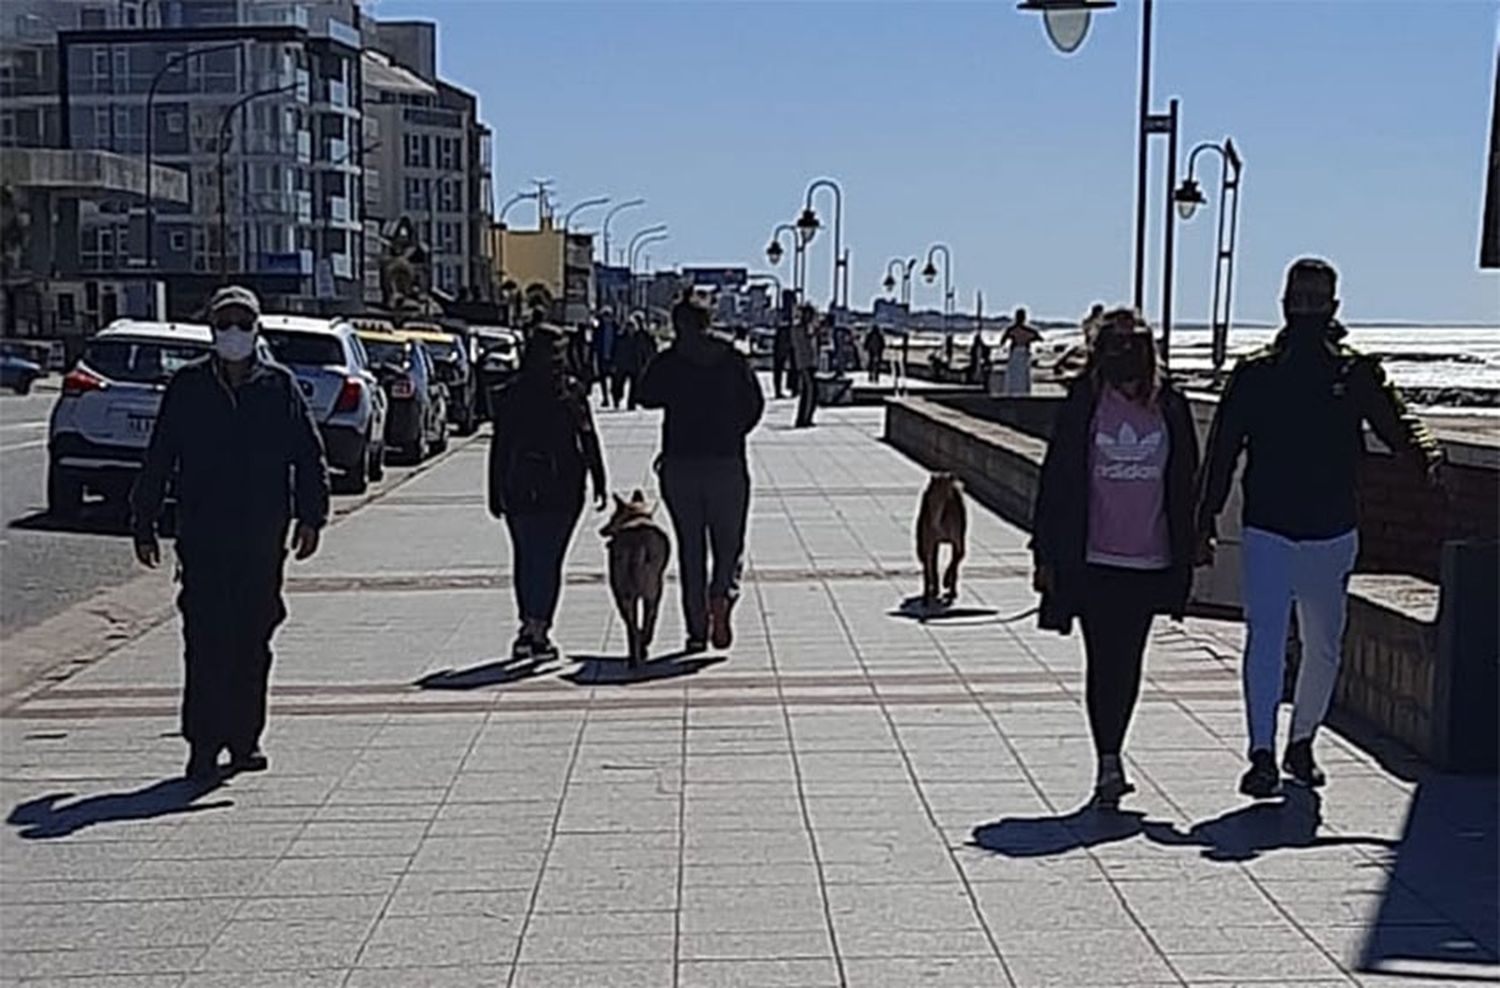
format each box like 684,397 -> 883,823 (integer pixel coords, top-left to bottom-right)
612,493 -> 627,511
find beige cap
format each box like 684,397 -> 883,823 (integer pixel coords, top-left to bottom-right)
208,284 -> 261,319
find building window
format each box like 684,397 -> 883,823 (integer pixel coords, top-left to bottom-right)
169,230 -> 188,252
437,136 -> 459,171
404,177 -> 430,212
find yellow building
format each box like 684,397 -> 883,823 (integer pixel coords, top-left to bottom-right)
490,216 -> 594,323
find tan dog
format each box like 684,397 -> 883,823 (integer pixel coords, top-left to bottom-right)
600,490 -> 671,667
916,472 -> 967,606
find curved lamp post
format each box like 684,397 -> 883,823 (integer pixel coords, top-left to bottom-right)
561,196 -> 609,230
601,198 -> 645,265
630,231 -> 669,310
145,40 -> 241,267
499,191 -> 539,226
766,223 -> 799,296
1175,138 -> 1244,375
882,258 -> 903,297
922,243 -> 953,324
801,177 -> 844,308
217,82 -> 297,278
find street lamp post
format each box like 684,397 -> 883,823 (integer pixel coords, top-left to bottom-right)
601,198 -> 645,266
217,82 -> 296,278
922,243 -> 953,328
766,223 -> 798,297
801,177 -> 844,308
627,226 -> 668,311
143,41 -> 241,267
901,258 -> 916,307
1175,137 -> 1244,375
498,191 -> 538,226
561,196 -> 610,230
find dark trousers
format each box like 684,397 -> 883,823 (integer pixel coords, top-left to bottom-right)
176,537 -> 287,755
660,458 -> 749,642
795,368 -> 817,427
773,347 -> 790,397
610,370 -> 633,409
505,509 -> 581,626
594,367 -> 614,407
1079,564 -> 1167,757
868,357 -> 882,383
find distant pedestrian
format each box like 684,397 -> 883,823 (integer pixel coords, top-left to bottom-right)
791,305 -> 819,427
1000,307 -> 1042,396
1032,308 -> 1201,808
773,319 -> 792,398
1082,302 -> 1106,349
489,327 -> 608,661
968,330 -> 990,385
594,310 -> 621,408
637,296 -> 765,652
615,315 -> 657,410
1195,258 -> 1441,799
131,285 -> 329,782
864,327 -> 886,383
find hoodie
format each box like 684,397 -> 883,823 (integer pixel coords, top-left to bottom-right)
636,336 -> 765,461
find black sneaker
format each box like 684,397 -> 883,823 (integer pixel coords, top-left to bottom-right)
1283,739 -> 1326,788
683,638 -> 708,655
511,636 -> 537,661
532,635 -> 560,659
1239,749 -> 1281,799
228,747 -> 269,774
1091,771 -> 1136,810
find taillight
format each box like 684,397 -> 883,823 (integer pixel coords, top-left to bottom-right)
391,375 -> 415,399
334,376 -> 362,413
62,367 -> 107,397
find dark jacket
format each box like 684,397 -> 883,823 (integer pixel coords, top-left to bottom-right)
1196,331 -> 1441,541
636,336 -> 765,461
131,356 -> 329,547
1032,376 -> 1200,634
615,329 -> 657,377
488,373 -> 604,518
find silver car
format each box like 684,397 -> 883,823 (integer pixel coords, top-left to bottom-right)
257,315 -> 388,494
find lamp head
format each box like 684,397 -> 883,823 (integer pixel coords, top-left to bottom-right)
795,207 -> 820,245
766,241 -> 784,264
1174,178 -> 1206,221
1017,0 -> 1116,54
922,262 -> 938,283
882,274 -> 897,293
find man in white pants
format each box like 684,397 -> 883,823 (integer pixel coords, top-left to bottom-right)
1196,259 -> 1441,798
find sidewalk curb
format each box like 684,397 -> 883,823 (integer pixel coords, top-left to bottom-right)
0,432 -> 485,715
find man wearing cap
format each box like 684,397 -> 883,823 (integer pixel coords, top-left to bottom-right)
132,285 -> 330,781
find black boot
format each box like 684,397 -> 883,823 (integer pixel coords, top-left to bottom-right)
1238,748 -> 1280,799
1283,738 -> 1326,788
228,746 -> 269,774
185,744 -> 221,782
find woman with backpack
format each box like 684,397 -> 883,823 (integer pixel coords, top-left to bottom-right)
489,327 -> 607,659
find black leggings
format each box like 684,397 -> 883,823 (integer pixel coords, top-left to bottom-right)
1079,564 -> 1169,757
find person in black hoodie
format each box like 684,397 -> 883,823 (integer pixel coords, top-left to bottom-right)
1032,308 -> 1200,808
637,295 -> 765,652
489,327 -> 607,660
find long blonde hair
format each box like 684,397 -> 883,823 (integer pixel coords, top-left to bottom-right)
1087,306 -> 1162,404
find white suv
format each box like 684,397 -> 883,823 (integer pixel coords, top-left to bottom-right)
257,315 -> 388,494
47,319 -> 227,517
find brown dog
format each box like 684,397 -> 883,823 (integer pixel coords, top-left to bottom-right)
916,472 -> 967,607
600,490 -> 671,667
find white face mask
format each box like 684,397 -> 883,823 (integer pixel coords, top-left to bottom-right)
214,326 -> 257,362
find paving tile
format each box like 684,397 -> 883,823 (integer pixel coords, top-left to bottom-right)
678,957 -> 841,987
842,955 -> 1011,987
357,913 -> 521,968
511,962 -> 675,987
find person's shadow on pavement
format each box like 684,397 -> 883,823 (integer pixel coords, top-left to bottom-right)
564,652 -> 727,686
971,805 -> 1148,858
415,656 -> 559,690
1142,787 -> 1396,863
6,776 -> 232,840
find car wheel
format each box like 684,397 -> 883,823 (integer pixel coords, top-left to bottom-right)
432,417 -> 449,454
333,443 -> 369,495
47,465 -> 84,520
14,377 -> 33,396
369,442 -> 386,481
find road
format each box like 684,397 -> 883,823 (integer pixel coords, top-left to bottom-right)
0,387 -> 459,637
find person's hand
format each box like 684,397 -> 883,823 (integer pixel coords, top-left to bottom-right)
1032,563 -> 1053,595
593,488 -> 608,512
1194,533 -> 1217,568
292,523 -> 321,561
134,537 -> 161,569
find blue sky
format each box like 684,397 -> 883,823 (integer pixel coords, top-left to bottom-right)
372,0 -> 1500,325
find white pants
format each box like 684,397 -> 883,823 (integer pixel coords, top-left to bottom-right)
1241,526 -> 1359,754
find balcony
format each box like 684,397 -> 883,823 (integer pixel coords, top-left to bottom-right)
321,138 -> 349,167
328,80 -> 349,111
331,253 -> 353,279
326,196 -> 351,224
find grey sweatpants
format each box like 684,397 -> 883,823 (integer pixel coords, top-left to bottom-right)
659,457 -> 750,641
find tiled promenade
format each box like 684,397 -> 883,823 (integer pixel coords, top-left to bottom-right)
1,395 -> 1494,987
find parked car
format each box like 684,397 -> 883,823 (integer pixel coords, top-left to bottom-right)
400,325 -> 478,436
357,329 -> 449,464
1,345 -> 43,394
46,320 -> 219,517
258,315 -> 387,494
471,326 -> 520,421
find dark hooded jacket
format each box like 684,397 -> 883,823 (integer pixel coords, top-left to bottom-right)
636,335 -> 764,461
1031,375 -> 1200,634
